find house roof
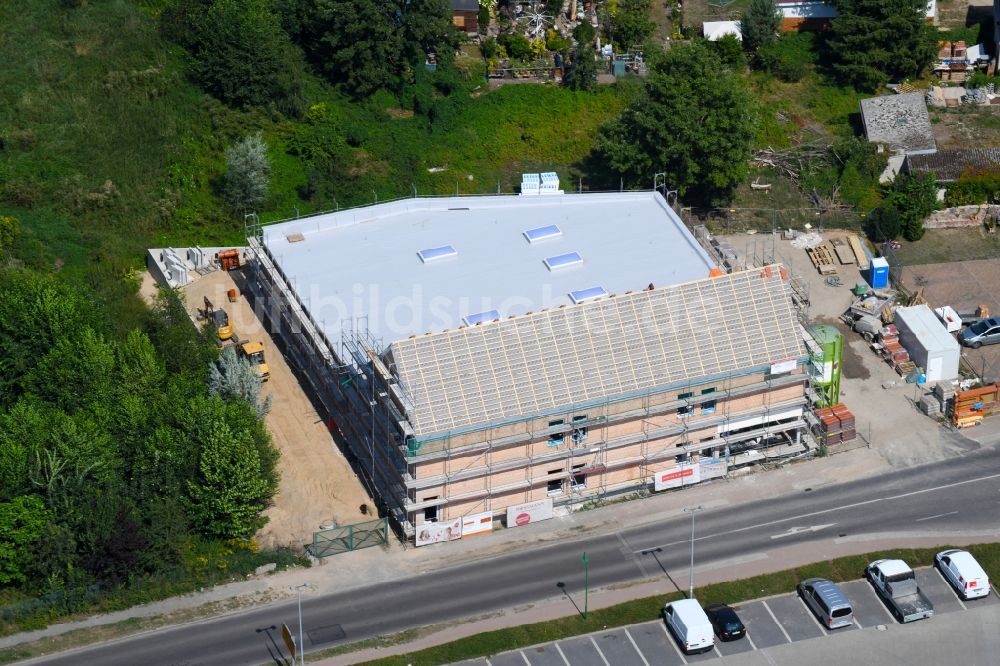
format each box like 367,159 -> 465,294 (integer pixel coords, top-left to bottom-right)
904,148 -> 1000,182
389,269 -> 805,439
860,92 -> 936,155
450,0 -> 478,10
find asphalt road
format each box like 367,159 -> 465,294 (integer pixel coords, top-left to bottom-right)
29,446 -> 1000,666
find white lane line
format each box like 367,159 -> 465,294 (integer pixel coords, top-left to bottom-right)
589,636 -> 611,666
915,510 -> 959,522
553,642 -> 571,666
761,600 -> 794,644
933,567 -> 968,609
623,628 -> 651,666
485,660 -> 493,666
519,650 -> 531,665
795,596 -> 828,636
746,631 -> 758,650
714,644 -> 724,658
871,588 -> 898,623
633,471 -> 1000,552
660,622 -> 688,664
853,616 -> 864,629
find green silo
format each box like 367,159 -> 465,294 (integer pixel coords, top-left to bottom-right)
809,325 -> 842,407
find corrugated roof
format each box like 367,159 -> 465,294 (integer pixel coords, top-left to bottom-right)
389,269 -> 804,438
860,93 -> 936,154
904,148 -> 1000,182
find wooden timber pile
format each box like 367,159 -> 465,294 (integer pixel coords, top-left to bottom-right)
952,382 -> 1000,428
807,244 -> 838,275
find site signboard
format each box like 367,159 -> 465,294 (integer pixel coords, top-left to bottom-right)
506,498 -> 554,527
414,517 -> 462,547
654,462 -> 701,491
461,511 -> 493,537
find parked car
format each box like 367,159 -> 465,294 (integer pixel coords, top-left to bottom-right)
935,549 -> 991,600
866,559 -> 934,623
703,603 -> 746,641
663,598 -> 714,654
959,317 -> 1000,348
798,578 -> 854,629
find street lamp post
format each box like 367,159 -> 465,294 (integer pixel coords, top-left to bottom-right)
683,505 -> 704,599
581,552 -> 590,619
293,583 -> 311,666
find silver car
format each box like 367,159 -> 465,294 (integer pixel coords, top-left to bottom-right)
798,578 -> 854,629
960,317 -> 1000,348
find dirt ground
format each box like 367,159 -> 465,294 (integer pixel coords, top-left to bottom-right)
141,268 -> 371,550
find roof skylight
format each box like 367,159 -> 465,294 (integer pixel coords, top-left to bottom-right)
568,286 -> 608,304
417,245 -> 457,263
523,224 -> 562,243
544,252 -> 583,271
462,310 -> 500,326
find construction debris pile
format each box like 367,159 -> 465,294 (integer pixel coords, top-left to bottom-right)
814,404 -> 857,445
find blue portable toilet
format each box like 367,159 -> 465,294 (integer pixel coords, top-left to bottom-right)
869,257 -> 889,289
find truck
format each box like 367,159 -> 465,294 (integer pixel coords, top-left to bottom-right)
237,339 -> 270,382
866,559 -> 934,623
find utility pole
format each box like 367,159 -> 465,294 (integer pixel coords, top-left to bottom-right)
293,583 -> 311,666
683,505 -> 703,598
581,552 -> 590,619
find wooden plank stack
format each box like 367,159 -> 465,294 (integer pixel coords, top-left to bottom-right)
815,403 -> 857,445
807,244 -> 838,275
952,382 -> 1000,428
848,234 -> 870,271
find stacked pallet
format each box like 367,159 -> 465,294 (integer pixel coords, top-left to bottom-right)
815,403 -> 857,445
879,324 -> 913,374
952,382 -> 1000,429
807,244 -> 838,275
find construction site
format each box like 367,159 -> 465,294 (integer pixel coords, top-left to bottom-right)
238,186 -> 843,544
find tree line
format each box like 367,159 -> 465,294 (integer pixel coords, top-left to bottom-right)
0,268 -> 279,598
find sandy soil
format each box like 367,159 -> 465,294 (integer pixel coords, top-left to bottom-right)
161,268 -> 371,550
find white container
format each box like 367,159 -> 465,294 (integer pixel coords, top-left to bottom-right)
894,305 -> 960,382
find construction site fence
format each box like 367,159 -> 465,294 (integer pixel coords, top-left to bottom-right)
309,517 -> 389,558
682,207 -> 863,235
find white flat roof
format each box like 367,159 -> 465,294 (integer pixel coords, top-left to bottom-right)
895,304 -> 960,353
261,192 -> 716,345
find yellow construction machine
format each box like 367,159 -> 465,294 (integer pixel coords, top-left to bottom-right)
237,340 -> 270,382
203,297 -> 233,341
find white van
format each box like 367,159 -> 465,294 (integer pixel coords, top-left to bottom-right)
663,598 -> 714,654
936,549 -> 991,600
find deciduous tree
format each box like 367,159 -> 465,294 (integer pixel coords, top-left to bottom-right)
0,496 -> 51,584
598,41 -> 757,205
563,45 -> 599,91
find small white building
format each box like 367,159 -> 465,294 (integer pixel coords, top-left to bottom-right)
703,21 -> 742,42
894,305 -> 960,382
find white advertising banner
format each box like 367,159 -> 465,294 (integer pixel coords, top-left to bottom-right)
699,459 -> 727,480
769,358 -> 798,375
506,498 -> 554,527
654,463 -> 701,491
461,512 -> 494,537
414,517 -> 462,547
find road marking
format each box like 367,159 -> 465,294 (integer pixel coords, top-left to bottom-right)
915,510 -> 958,522
623,627 -> 651,666
660,621 -> 688,664
553,641 -> 571,666
714,644 -> 724,658
770,523 -> 837,540
934,566 -> 968,609
589,636 -> 611,666
761,600 -> 793,644
746,631 -> 758,650
519,650 -> 531,665
869,585 -> 899,623
633,471 -> 1000,553
853,617 -> 863,629
795,595 -> 828,636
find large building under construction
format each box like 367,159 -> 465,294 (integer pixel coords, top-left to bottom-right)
247,191 -> 810,541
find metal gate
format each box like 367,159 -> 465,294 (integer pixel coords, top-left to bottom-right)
308,517 -> 388,557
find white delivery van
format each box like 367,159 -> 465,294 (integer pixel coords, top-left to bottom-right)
936,549 -> 991,600
663,599 -> 714,654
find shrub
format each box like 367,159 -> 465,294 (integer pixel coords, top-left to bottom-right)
498,33 -> 532,60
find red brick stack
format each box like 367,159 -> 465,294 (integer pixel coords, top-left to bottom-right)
814,403 -> 857,445
880,324 -> 911,369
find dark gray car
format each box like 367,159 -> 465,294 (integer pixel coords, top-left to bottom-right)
960,317 -> 1000,348
798,578 -> 854,629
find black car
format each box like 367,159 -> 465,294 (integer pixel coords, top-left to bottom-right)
704,603 -> 746,641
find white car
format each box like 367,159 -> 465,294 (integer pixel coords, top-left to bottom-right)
935,549 -> 991,600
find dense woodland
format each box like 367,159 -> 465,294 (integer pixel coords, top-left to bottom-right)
0,0 -> 979,629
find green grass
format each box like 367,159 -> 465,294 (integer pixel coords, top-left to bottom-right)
892,227 -> 1000,265
351,543 -> 1000,666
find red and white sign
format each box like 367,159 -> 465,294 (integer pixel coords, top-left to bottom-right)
654,463 -> 702,491
414,517 -> 462,547
506,498 -> 554,528
769,358 -> 798,375
461,511 -> 494,537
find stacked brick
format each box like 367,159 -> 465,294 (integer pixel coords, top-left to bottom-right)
880,324 -> 915,375
815,403 -> 857,445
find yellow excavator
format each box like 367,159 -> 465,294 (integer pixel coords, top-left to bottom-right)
237,340 -> 270,382
203,297 -> 233,341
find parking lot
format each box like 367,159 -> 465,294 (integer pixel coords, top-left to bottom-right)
451,567 -> 999,665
